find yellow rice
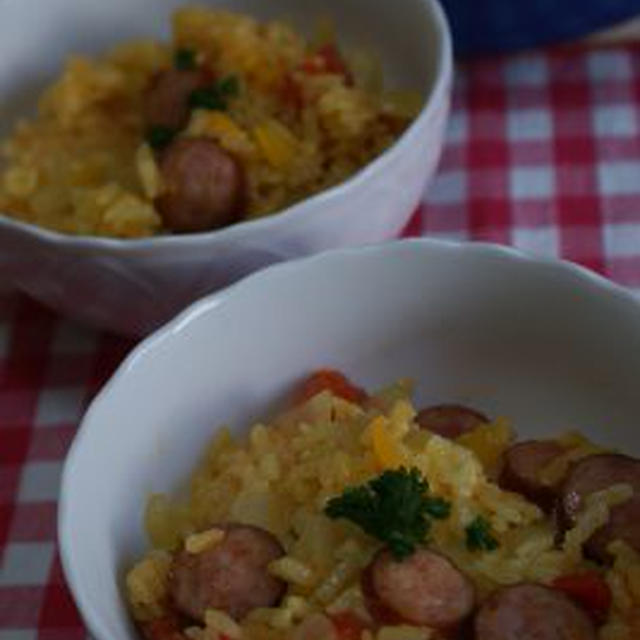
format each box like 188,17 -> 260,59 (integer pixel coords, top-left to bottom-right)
0,7 -> 418,238
125,378 -> 640,639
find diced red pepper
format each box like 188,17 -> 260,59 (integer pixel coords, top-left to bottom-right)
300,53 -> 324,74
279,72 -> 304,111
317,44 -> 350,77
139,615 -> 187,640
293,369 -> 368,405
330,611 -> 371,640
551,570 -> 612,624
300,44 -> 353,83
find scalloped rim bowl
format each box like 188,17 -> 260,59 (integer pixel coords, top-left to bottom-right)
59,238 -> 640,639
0,0 -> 453,335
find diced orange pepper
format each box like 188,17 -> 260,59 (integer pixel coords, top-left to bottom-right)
371,416 -> 404,469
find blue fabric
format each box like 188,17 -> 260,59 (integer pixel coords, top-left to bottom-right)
440,0 -> 640,56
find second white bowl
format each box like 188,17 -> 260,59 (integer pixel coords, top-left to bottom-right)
0,0 -> 452,336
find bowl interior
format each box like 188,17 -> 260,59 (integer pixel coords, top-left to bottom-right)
60,240 -> 640,639
0,0 -> 439,138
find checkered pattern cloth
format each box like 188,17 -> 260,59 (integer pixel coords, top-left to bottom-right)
1,43 -> 639,639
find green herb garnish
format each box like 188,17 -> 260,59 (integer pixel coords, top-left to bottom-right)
188,75 -> 239,111
189,87 -> 226,110
174,48 -> 197,70
324,467 -> 451,560
424,496 -> 452,519
216,74 -> 239,97
145,125 -> 177,150
465,515 -> 499,552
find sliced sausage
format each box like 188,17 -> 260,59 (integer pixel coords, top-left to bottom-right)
143,69 -> 211,131
558,453 -> 640,561
170,523 -> 286,622
475,583 -> 596,640
155,137 -> 244,232
361,548 -> 475,632
498,440 -> 567,511
415,404 -> 488,439
585,498 -> 640,561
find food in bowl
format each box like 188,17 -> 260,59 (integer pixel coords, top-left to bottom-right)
0,6 -> 420,237
125,369 -> 640,639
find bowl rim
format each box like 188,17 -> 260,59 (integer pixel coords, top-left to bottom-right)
0,0 -> 453,255
58,236 -> 640,640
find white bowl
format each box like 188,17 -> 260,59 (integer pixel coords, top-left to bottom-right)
59,238 -> 640,640
0,0 -> 452,336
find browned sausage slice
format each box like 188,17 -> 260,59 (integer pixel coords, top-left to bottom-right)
558,453 -> 640,561
170,523 -> 286,622
585,498 -> 640,561
156,137 -> 244,232
361,548 -> 475,631
143,69 -> 211,131
475,583 -> 596,640
415,404 -> 489,439
498,440 -> 567,511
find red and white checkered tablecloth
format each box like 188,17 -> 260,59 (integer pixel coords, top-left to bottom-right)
1,43 -> 639,639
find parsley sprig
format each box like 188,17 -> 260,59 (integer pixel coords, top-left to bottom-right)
145,125 -> 177,151
174,48 -> 197,70
324,467 -> 451,560
189,75 -> 240,111
465,515 -> 499,552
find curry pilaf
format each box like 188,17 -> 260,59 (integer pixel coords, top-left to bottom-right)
126,370 -> 640,640
0,8 -> 419,237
